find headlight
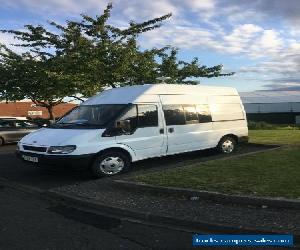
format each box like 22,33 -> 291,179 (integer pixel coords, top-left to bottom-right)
47,145 -> 76,154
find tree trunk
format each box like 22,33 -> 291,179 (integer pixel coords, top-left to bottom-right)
31,99 -> 61,122
46,105 -> 54,121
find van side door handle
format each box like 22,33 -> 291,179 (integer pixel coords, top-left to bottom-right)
159,128 -> 164,134
168,127 -> 174,133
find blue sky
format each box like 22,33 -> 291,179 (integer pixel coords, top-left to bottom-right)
1,0 -> 300,92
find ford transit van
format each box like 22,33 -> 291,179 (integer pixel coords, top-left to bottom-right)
16,84 -> 248,177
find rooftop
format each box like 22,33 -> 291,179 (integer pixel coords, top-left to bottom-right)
240,91 -> 300,103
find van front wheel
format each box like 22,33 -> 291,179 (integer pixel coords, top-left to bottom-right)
90,151 -> 130,178
217,136 -> 237,154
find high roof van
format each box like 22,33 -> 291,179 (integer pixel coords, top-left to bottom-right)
16,84 -> 248,177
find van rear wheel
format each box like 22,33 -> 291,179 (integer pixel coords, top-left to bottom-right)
0,137 -> 4,146
90,150 -> 130,178
217,136 -> 237,154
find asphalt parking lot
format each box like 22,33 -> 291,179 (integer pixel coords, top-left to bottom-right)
0,143 -> 295,250
0,144 -> 197,250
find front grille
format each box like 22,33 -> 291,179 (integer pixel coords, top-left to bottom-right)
23,145 -> 47,152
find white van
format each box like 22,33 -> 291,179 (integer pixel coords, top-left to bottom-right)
17,84 -> 248,177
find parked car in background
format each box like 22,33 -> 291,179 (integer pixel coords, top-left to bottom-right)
0,118 -> 39,146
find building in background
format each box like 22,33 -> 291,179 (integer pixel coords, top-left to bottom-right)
3,92 -> 300,124
0,101 -> 77,119
240,91 -> 300,124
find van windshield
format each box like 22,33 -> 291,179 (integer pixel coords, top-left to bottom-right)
54,104 -> 129,128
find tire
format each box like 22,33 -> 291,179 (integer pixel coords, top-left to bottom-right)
217,136 -> 237,154
0,137 -> 4,146
90,150 -> 131,178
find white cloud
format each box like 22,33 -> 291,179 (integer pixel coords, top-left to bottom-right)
239,38 -> 300,90
187,0 -> 215,10
220,0 -> 300,25
258,30 -> 283,51
226,9 -> 265,24
242,39 -> 300,74
140,25 -> 216,50
0,32 -> 15,45
141,22 -> 286,60
0,1 -> 290,63
184,0 -> 216,21
3,0 -> 109,16
120,0 -> 178,21
0,32 -> 26,54
3,0 -> 179,20
222,24 -> 262,54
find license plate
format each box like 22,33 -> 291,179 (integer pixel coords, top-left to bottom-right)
22,155 -> 39,163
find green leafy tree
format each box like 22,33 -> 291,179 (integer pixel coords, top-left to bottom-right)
0,4 -> 171,118
0,45 -> 77,120
1,4 -> 171,89
158,48 -> 233,84
0,3 -> 233,119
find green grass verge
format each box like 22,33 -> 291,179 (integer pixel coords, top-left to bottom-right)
248,121 -> 300,130
249,130 -> 300,145
133,130 -> 300,199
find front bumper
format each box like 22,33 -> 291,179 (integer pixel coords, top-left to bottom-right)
16,150 -> 95,170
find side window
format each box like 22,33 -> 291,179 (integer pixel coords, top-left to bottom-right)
163,104 -> 212,125
183,105 -> 198,124
15,121 -> 25,128
117,105 -> 138,131
163,105 -> 185,125
196,105 -> 212,123
0,120 -> 14,128
137,105 -> 158,127
23,121 -> 39,128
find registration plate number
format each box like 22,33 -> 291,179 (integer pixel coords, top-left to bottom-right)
22,155 -> 39,163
